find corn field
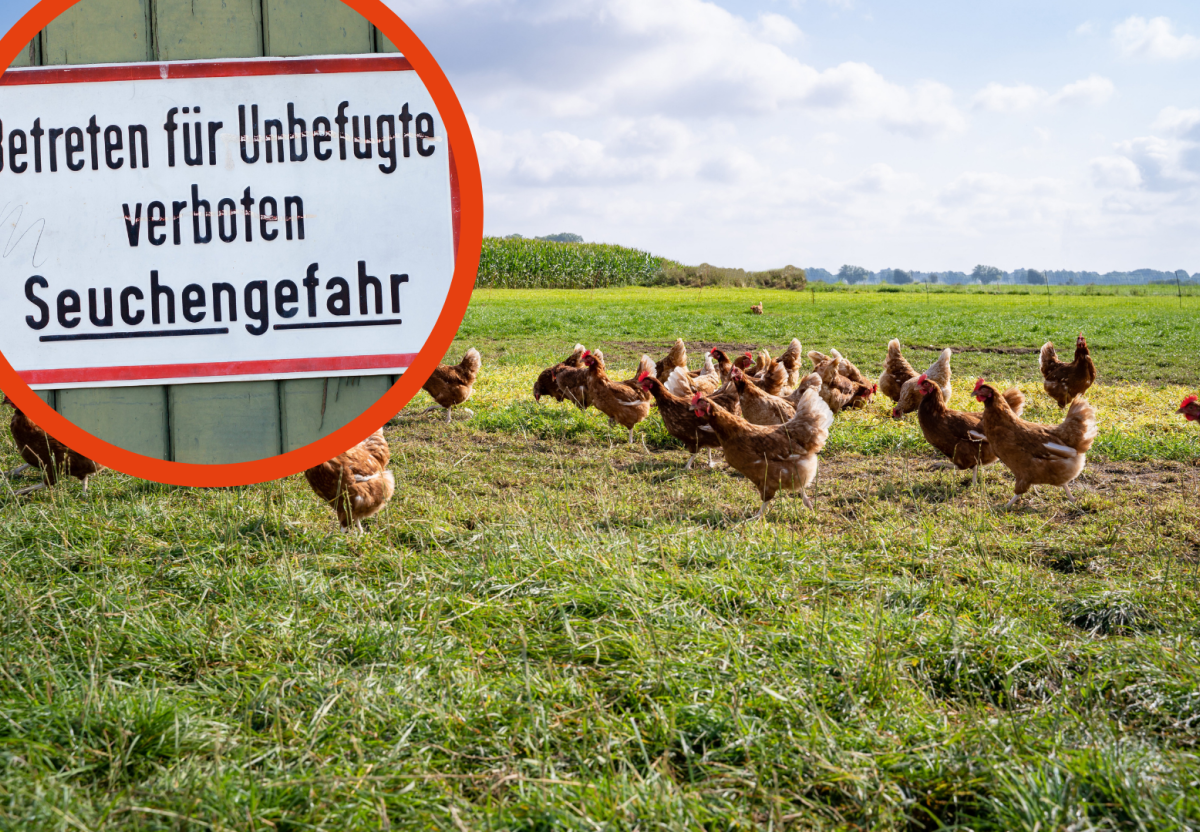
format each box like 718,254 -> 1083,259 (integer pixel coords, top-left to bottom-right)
475,237 -> 678,289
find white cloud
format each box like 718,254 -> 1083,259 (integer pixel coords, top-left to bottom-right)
1113,16 -> 1200,61
1152,107 -> 1200,139
1090,156 -> 1143,189
972,76 -> 1113,112
1074,21 -> 1095,36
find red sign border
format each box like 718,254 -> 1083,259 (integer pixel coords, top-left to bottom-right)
0,1 -> 484,488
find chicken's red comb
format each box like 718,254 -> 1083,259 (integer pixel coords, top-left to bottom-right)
1182,395 -> 1198,408
744,351 -> 753,359
690,391 -> 705,406
918,373 -> 928,384
581,350 -> 592,359
709,347 -> 719,354
973,377 -> 985,392
637,369 -> 650,382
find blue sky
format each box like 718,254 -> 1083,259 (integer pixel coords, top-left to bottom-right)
5,0 -> 1200,271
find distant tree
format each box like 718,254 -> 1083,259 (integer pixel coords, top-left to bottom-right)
838,264 -> 870,285
972,264 -> 1004,284
539,233 -> 584,243
504,233 -> 524,240
926,273 -> 939,284
1176,269 -> 1190,282
1026,268 -> 1046,285
890,269 -> 914,284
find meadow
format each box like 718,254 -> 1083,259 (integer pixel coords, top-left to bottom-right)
2,286 -> 1199,830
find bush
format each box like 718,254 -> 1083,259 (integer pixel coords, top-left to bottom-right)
656,264 -> 807,291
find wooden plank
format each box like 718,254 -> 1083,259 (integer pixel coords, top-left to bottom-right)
375,28 -> 399,53
35,390 -> 56,409
155,0 -> 264,61
57,387 -> 170,460
42,0 -> 152,65
169,382 -> 282,464
263,0 -> 373,57
280,375 -> 392,452
8,35 -> 41,67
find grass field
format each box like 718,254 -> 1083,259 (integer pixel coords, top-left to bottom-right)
2,287 -> 1199,830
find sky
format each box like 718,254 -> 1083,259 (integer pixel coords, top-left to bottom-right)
4,0 -> 1200,272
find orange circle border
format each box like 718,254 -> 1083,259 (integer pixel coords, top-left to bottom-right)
0,0 -> 483,487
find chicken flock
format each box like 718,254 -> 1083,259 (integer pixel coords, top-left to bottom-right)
2,334 -> 1197,527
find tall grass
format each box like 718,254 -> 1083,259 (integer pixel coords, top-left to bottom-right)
476,237 -> 678,289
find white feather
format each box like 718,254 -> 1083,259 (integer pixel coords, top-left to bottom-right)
354,473 -> 380,483
967,430 -> 986,442
1043,442 -> 1078,458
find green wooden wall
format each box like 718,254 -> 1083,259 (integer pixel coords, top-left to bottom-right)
7,0 -> 404,463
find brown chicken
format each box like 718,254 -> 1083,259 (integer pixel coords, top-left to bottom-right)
829,349 -> 869,386
655,339 -> 688,382
583,351 -> 653,444
743,351 -> 788,396
750,302 -> 763,315
892,348 -> 952,419
2,394 -> 103,497
878,339 -> 918,402
690,387 -> 835,519
419,347 -> 481,421
778,338 -> 804,388
784,372 -> 823,405
731,367 -> 795,425
665,357 -> 720,398
533,344 -> 586,403
1178,395 -> 1200,422
638,371 -> 738,468
973,378 -> 1098,508
915,374 -> 1024,484
816,360 -> 874,414
710,348 -> 738,383
1040,334 -> 1097,407
304,427 -> 394,532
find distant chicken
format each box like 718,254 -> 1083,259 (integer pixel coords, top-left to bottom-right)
750,302 -> 764,315
778,338 -> 804,388
973,378 -> 1098,509
878,339 -> 918,403
638,371 -> 738,469
420,347 -> 481,421
655,338 -> 688,382
690,387 -> 835,519
2,394 -> 103,496
731,367 -> 795,426
533,344 -> 586,403
1179,395 -> 1200,422
892,348 -> 952,419
304,428 -> 395,532
1040,334 -> 1097,407
816,359 -> 875,414
583,351 -> 653,444
915,374 -> 1025,484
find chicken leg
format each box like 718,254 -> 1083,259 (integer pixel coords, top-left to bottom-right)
752,500 -> 770,521
14,482 -> 46,497
4,463 -> 31,478
684,452 -> 698,470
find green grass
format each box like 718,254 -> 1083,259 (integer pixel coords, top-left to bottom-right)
3,286 -> 1200,830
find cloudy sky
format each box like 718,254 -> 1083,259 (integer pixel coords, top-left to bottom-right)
5,0 -> 1200,272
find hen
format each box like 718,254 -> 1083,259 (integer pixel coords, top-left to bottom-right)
638,371 -> 738,468
816,359 -> 874,414
829,349 -> 869,386
973,378 -> 1097,508
655,339 -> 688,382
583,351 -> 653,444
690,387 -> 835,519
305,427 -> 394,532
533,344 -> 586,403
1178,395 -> 1200,422
666,356 -> 721,398
914,374 -> 1024,484
750,302 -> 764,315
732,367 -> 796,425
878,339 -> 918,403
2,394 -> 103,497
778,338 -> 804,388
420,347 -> 481,421
892,348 -> 952,419
1040,334 -> 1097,407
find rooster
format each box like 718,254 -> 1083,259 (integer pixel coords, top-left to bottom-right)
638,371 -> 738,469
893,348 -> 952,419
914,374 -> 1024,484
582,351 -> 653,444
1040,334 -> 1097,407
1179,395 -> 1200,422
655,339 -> 688,382
973,378 -> 1097,509
2,394 -> 103,497
778,339 -> 804,388
690,387 -> 835,519
418,347 -> 481,421
305,427 -> 394,532
731,367 -> 795,425
534,344 -> 586,403
878,339 -> 918,402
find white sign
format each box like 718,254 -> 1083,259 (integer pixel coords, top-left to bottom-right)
0,55 -> 457,389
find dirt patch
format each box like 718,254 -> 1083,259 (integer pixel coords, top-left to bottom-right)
907,344 -> 1041,355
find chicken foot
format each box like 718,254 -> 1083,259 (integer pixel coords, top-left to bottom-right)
4,463 -> 32,478
14,482 -> 47,497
